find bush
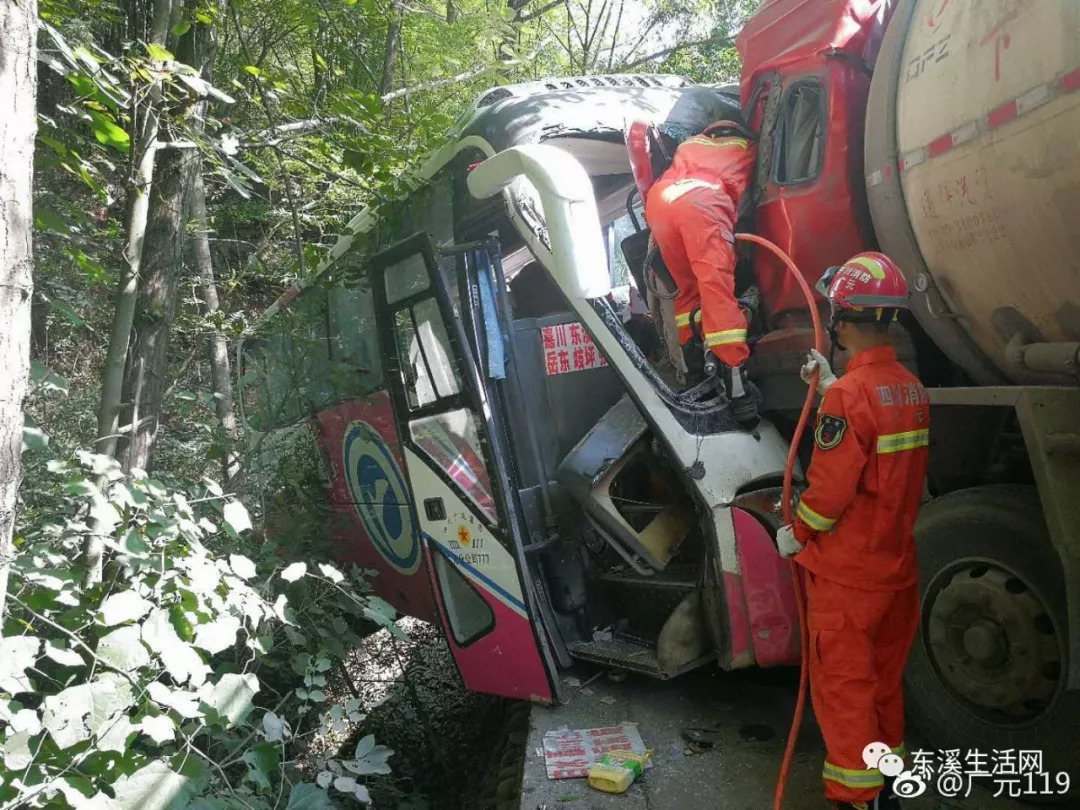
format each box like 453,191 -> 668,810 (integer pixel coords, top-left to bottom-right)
0,449 -> 398,810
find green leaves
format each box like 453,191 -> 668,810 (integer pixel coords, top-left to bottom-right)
145,43 -> 175,62
203,672 -> 259,727
97,625 -> 152,672
41,675 -> 135,749
87,110 -> 130,153
99,590 -> 153,626
286,784 -> 335,810
0,636 -> 40,693
281,561 -> 307,582
242,742 -> 279,790
111,761 -> 193,810
6,446 -> 398,808
222,501 -> 252,537
349,734 -> 394,775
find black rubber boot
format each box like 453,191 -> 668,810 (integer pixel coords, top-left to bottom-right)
878,778 -> 901,809
680,340 -> 707,389
720,362 -> 763,426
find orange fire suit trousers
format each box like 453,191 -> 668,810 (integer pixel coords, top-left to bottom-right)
805,571 -> 919,803
645,182 -> 749,367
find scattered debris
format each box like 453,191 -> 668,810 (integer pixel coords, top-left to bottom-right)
738,723 -> 776,743
592,627 -> 614,642
600,695 -> 617,706
588,749 -> 652,794
580,687 -> 594,696
669,741 -> 685,760
681,726 -> 721,748
542,723 -> 650,779
565,677 -> 582,689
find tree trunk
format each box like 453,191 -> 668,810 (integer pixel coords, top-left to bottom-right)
95,0 -> 174,461
117,141 -> 198,472
189,170 -> 239,482
87,0 -> 173,583
379,1 -> 402,96
0,0 -> 38,628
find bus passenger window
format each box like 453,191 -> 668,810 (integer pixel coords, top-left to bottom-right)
327,281 -> 383,399
241,285 -> 333,430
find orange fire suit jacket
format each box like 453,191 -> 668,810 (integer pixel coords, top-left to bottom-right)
660,134 -> 757,199
793,346 -> 930,591
646,134 -> 757,365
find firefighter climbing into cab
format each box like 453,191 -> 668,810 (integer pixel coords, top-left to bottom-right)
777,253 -> 930,810
643,118 -> 761,425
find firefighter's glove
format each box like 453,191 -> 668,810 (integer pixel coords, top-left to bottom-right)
776,524 -> 804,559
800,349 -> 837,396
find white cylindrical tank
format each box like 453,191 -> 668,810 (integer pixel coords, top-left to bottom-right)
869,0 -> 1080,382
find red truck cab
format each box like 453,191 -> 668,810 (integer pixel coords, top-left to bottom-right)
738,0 -> 894,323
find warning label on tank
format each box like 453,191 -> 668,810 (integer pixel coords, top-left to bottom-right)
541,323 -> 608,376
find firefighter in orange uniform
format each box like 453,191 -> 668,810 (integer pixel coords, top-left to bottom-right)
645,119 -> 761,424
776,253 -> 929,810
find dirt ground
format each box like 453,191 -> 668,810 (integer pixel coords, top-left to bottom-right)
519,666 -> 1050,810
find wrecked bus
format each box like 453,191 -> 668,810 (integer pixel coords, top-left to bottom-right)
242,0 -> 1080,786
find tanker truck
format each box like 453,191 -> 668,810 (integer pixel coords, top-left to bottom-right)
239,0 -> 1080,790
735,0 -> 1080,774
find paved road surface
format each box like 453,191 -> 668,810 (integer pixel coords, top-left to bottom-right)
519,666 -> 1042,810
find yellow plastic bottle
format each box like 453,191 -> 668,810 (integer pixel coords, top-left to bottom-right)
587,749 -> 653,794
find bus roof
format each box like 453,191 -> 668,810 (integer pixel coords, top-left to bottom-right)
248,75 -> 739,332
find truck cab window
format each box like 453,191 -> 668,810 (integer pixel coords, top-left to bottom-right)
775,82 -> 825,185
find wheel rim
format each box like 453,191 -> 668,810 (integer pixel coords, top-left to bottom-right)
924,559 -> 1064,725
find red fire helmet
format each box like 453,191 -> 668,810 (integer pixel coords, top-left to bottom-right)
816,251 -> 911,317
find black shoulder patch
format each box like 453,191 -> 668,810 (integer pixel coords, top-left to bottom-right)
815,414 -> 848,450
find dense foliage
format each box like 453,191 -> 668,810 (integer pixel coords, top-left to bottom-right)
2,0 -> 756,806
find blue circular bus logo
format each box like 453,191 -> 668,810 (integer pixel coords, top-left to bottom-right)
342,420 -> 420,575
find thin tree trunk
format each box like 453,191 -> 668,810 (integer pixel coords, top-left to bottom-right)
379,1 -> 402,96
116,131 -> 198,472
95,0 -> 173,461
0,0 -> 38,629
87,0 -> 173,584
190,171 -> 239,482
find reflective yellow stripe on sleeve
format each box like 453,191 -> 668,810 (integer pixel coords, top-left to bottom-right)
674,310 -> 703,328
704,328 -> 747,347
877,429 -> 929,454
822,761 -> 885,789
797,500 -> 836,532
686,136 -> 750,150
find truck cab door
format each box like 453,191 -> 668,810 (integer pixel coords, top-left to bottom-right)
368,232 -> 559,703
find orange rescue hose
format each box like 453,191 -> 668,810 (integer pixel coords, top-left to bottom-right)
733,233 -> 824,810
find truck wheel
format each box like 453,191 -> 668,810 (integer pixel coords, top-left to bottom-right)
905,486 -> 1080,799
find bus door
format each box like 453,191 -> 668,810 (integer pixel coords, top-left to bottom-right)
369,232 -> 560,703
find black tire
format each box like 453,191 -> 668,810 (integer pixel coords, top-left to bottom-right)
906,486 -> 1080,802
